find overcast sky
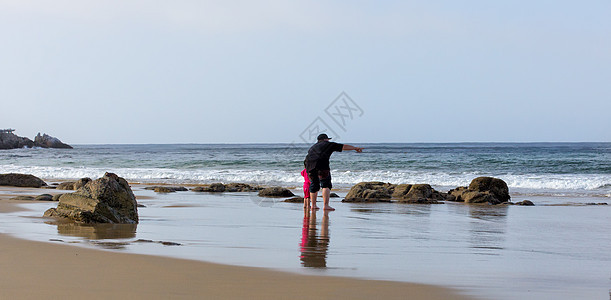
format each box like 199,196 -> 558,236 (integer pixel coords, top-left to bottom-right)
1,1 -> 609,144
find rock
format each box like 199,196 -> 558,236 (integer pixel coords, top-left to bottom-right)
258,187 -> 295,197
344,182 -> 394,202
56,182 -> 75,190
35,194 -> 54,201
190,183 -> 261,193
329,193 -> 340,198
0,130 -> 34,149
191,183 -> 226,192
391,184 -> 413,198
397,184 -> 445,204
12,194 -> 56,201
284,196 -> 305,203
144,186 -> 187,192
11,196 -> 35,200
154,187 -> 175,193
43,172 -> 139,224
73,178 -> 92,190
447,177 -> 511,205
515,200 -> 534,206
57,179 -> 92,190
0,173 -> 47,188
52,194 -> 63,201
468,177 -> 510,202
34,133 -> 73,149
344,182 -> 445,203
225,183 -> 261,192
447,186 -> 468,202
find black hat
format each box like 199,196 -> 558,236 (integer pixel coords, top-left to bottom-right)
317,133 -> 331,141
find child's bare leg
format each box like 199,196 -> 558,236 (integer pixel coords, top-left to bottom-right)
303,197 -> 310,208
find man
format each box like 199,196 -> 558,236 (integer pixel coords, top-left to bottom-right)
304,133 -> 363,211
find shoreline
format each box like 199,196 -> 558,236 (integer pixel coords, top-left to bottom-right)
0,199 -> 475,300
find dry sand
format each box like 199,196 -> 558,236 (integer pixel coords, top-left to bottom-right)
0,192 -> 476,300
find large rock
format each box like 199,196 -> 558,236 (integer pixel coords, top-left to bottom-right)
0,173 -> 47,188
258,187 -> 295,197
0,130 -> 34,149
448,177 -> 510,205
34,133 -> 73,149
43,172 -> 138,224
344,182 -> 445,203
343,182 -> 394,202
468,177 -> 510,202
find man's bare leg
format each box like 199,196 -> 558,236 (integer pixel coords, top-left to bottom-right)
310,192 -> 320,210
322,188 -> 334,211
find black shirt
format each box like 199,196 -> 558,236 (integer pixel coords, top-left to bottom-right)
305,141 -> 344,171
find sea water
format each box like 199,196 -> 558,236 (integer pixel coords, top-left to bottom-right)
1,143 -> 609,197
0,143 -> 610,299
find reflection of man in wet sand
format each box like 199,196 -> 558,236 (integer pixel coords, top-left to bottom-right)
299,209 -> 330,268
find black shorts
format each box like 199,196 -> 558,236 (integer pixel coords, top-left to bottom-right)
307,169 -> 332,193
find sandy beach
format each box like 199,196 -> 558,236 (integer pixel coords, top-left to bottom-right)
0,196 -> 474,300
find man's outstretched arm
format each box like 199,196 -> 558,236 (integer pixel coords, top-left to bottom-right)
342,144 -> 363,153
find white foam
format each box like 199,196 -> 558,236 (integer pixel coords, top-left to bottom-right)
1,165 -> 608,193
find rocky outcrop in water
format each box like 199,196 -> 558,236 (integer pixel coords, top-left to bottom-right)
0,129 -> 71,149
34,133 -> 73,149
44,172 -> 139,224
0,131 -> 34,149
0,173 -> 47,188
447,177 -> 510,205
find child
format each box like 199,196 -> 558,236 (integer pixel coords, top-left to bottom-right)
301,165 -> 310,208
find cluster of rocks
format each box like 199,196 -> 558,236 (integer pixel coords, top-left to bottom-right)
44,172 -> 139,224
342,177 -> 518,205
0,130 -> 72,149
1,172 -> 545,226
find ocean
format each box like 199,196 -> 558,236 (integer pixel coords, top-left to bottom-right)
1,142 -> 609,198
1,143 -> 610,299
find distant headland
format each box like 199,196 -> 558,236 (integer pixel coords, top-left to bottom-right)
0,129 -> 72,149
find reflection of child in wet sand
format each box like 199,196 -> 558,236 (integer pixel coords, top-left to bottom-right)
301,167 -> 310,208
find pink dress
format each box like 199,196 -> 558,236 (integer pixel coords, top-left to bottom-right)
301,169 -> 310,199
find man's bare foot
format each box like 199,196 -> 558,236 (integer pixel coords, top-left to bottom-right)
323,206 -> 335,211
311,205 -> 320,210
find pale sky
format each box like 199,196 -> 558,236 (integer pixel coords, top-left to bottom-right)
1,1 -> 610,144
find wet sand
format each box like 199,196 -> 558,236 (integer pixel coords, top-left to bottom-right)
0,192 -> 474,300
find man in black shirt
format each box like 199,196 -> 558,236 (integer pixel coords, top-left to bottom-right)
304,133 -> 363,211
